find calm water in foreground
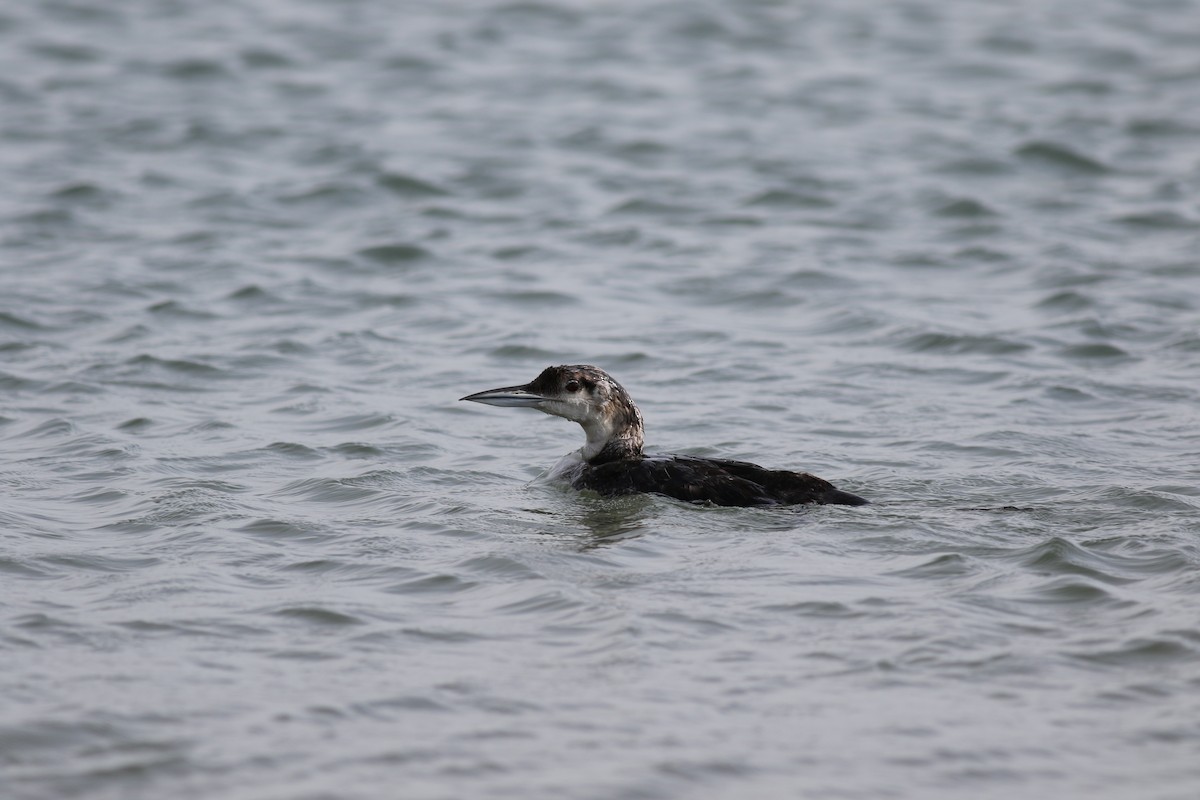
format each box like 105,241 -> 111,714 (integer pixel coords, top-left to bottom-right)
2,1 -> 1199,798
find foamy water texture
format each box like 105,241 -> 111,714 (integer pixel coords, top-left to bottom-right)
2,1 -> 1199,798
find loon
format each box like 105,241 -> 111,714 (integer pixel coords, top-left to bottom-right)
461,365 -> 867,507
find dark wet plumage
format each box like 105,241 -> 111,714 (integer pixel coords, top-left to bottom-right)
462,365 -> 867,508
575,454 -> 868,507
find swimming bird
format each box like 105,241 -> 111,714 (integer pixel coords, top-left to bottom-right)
461,365 -> 867,507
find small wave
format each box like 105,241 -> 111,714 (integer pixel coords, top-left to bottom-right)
900,331 -> 1031,356
1015,141 -> 1110,174
889,553 -> 979,579
356,243 -> 432,265
933,197 -> 998,218
759,600 -> 864,618
1058,343 -> 1130,360
274,477 -> 383,504
376,172 -> 449,197
1072,632 -> 1200,668
743,188 -> 834,209
272,606 -> 366,627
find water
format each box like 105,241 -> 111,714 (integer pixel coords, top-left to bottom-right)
2,0 -> 1199,798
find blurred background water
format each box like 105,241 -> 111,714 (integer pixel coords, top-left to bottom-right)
2,1 -> 1200,798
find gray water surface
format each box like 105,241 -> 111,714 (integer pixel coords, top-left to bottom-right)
3,1 -> 1200,799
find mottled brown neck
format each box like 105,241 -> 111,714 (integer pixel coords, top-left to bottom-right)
584,391 -> 643,465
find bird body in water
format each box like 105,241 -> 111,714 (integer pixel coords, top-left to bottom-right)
461,365 -> 867,508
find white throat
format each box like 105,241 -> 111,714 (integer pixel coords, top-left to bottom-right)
580,416 -> 618,461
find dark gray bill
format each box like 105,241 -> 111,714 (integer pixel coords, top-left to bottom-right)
459,384 -> 545,408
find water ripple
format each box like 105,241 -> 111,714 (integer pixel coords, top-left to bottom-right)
4,1 -> 1200,798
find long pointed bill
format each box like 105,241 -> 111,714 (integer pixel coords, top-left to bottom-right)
459,384 -> 546,408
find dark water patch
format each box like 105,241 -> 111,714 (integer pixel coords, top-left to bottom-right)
11,207 -> 76,229
0,369 -> 42,392
703,214 -> 764,226
118,490 -> 237,527
123,354 -> 227,377
102,324 -> 152,345
645,610 -> 737,636
1113,210 -> 1197,230
1015,141 -> 1110,174
1126,117 -> 1200,138
262,441 -> 323,460
14,612 -> 81,636
1042,385 -> 1096,402
377,172 -> 449,197
1044,78 -> 1115,95
281,559 -> 347,575
491,243 -> 561,261
599,138 -> 671,164
889,553 -> 978,579
890,252 -> 947,270
43,554 -> 162,573
0,718 -> 141,765
17,418 -> 76,439
494,589 -> 585,616
1036,291 -> 1095,312
29,39 -> 104,63
275,477 -> 383,505
744,188 -> 834,209
656,757 -> 755,781
1035,269 -> 1113,290
1072,634 -> 1200,668
607,198 -> 700,217
1005,537 -> 1133,584
759,600 -> 863,618
268,649 -> 341,661
161,57 -> 230,80
1090,487 -> 1197,513
144,300 -> 219,321
48,181 -> 113,205
240,518 -> 321,539
337,470 -> 409,489
704,288 -> 800,309
1018,575 -> 1125,605
782,269 -> 856,289
1058,343 -> 1130,360
402,626 -> 487,644
574,225 -> 642,247
799,308 -> 888,337
304,413 -> 396,433
45,379 -> 104,396
225,284 -> 281,304
0,557 -> 51,579
0,310 -> 46,331
71,487 -> 131,506
1095,682 -> 1174,704
458,554 -> 543,581
356,242 -> 431,265
240,46 -> 294,69
358,291 -> 419,309
384,573 -> 479,595
900,331 -> 1031,356
329,442 -> 385,458
933,198 -> 998,218
278,181 -> 368,207
351,694 -> 448,717
273,606 -> 366,627
935,157 -> 1015,176
485,289 -> 578,306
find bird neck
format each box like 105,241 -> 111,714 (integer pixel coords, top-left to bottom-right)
580,399 -> 644,464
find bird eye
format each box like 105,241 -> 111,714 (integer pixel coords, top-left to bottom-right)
565,380 -> 580,393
